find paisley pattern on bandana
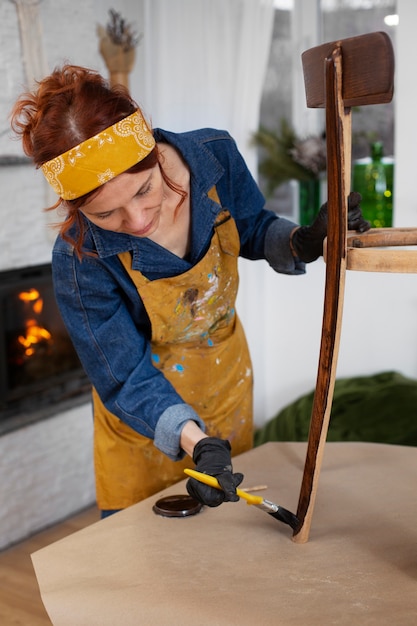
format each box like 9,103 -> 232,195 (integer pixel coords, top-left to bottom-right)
41,110 -> 155,200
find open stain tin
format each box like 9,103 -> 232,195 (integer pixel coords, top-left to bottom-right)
152,494 -> 203,518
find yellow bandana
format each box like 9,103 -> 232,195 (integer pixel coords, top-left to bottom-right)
41,110 -> 156,200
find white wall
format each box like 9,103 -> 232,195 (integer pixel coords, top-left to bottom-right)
395,0 -> 417,227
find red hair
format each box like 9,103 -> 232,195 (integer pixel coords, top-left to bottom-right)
10,64 -> 185,257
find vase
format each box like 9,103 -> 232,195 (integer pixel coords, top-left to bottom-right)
352,142 -> 394,228
298,179 -> 321,226
98,27 -> 136,90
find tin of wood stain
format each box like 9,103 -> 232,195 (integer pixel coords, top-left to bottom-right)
152,495 -> 203,518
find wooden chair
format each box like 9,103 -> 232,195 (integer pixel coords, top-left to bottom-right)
292,31 -> 417,544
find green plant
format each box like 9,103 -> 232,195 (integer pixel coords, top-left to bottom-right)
252,119 -> 326,196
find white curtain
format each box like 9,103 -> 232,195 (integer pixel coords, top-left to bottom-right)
142,0 -> 275,174
141,0 -> 275,423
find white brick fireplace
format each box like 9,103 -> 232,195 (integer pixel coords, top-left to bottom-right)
0,162 -> 96,550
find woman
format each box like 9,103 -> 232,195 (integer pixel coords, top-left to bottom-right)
11,65 -> 368,516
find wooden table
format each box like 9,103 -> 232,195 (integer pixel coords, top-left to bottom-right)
32,442 -> 417,625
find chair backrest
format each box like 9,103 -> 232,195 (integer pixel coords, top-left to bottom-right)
301,31 -> 394,109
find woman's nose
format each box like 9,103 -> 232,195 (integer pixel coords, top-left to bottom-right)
122,206 -> 148,230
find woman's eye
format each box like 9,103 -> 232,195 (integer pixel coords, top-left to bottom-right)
136,183 -> 152,197
96,212 -> 114,220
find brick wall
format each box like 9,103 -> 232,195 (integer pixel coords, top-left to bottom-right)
0,0 -> 100,273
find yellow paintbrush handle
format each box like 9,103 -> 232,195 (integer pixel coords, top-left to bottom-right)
184,468 -> 264,506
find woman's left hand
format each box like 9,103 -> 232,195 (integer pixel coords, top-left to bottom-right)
291,191 -> 370,263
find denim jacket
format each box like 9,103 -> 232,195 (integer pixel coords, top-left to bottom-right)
52,127 -> 305,460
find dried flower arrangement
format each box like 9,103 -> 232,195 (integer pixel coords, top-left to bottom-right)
103,9 -> 143,52
97,9 -> 143,88
252,120 -> 327,196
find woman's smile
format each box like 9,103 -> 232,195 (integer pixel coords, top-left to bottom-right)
128,211 -> 161,237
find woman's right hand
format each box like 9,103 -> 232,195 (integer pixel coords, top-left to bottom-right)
186,437 -> 244,507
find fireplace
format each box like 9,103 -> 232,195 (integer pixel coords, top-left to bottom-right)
0,263 -> 91,434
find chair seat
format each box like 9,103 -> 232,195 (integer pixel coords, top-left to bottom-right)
348,227 -> 417,272
323,227 -> 417,272
346,246 -> 417,272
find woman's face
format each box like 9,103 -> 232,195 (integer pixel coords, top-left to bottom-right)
80,164 -> 164,237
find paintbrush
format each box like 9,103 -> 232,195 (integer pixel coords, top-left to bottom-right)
184,469 -> 299,530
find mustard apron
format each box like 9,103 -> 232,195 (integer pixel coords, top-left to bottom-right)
93,189 -> 253,509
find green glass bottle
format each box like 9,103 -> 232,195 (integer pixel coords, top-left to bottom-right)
352,142 -> 394,228
298,179 -> 321,226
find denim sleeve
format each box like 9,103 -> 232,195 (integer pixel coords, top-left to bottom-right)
52,248 -> 202,443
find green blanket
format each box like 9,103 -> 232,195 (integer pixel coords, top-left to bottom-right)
254,371 -> 417,447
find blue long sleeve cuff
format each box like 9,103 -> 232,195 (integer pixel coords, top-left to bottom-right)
154,404 -> 206,461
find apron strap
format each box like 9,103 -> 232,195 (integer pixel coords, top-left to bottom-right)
208,185 -> 221,205
118,250 -> 145,283
209,185 -> 234,232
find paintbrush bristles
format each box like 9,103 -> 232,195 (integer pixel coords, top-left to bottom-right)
269,507 -> 300,530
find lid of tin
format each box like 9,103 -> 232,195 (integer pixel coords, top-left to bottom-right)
152,494 -> 203,518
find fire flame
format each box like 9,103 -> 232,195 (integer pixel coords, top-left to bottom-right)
18,288 -> 40,303
17,289 -> 52,357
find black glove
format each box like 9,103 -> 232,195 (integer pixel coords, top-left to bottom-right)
186,437 -> 244,507
291,191 -> 370,263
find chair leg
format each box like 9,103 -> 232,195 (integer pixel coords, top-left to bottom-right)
292,250 -> 347,543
